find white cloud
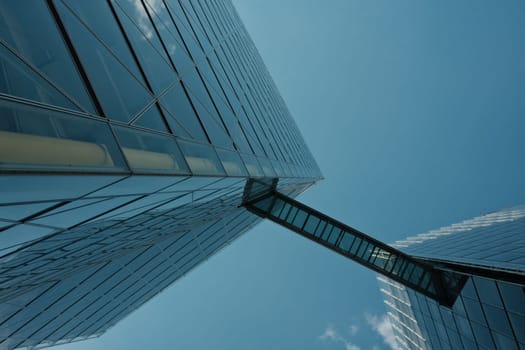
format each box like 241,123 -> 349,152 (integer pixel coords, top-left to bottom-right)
319,325 -> 337,341
346,344 -> 361,350
349,324 -> 359,336
319,324 -> 361,350
366,314 -> 401,350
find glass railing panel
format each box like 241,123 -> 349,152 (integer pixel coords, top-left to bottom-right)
349,237 -> 362,255
338,232 -> 355,251
371,249 -> 389,269
270,198 -> 285,217
420,273 -> 432,290
285,206 -> 298,224
321,223 -> 333,240
292,209 -> 308,228
314,221 -> 327,238
303,216 -> 320,235
385,254 -> 397,273
327,228 -> 341,245
391,258 -> 406,276
410,266 -> 424,286
278,203 -> 292,221
356,241 -> 369,259
361,244 -> 376,262
402,263 -> 416,281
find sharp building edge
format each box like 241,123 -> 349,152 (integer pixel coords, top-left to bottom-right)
0,1 -> 321,349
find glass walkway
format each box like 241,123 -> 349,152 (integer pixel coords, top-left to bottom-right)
242,179 -> 466,308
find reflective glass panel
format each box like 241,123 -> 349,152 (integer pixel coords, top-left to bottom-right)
176,139 -> 225,175
215,148 -> 247,176
0,98 -> 126,170
339,233 -> 354,251
0,44 -> 77,110
114,126 -> 189,174
133,104 -> 170,133
159,81 -> 206,140
112,0 -> 177,94
143,0 -> 194,76
55,0 -> 153,122
0,1 -> 95,112
303,216 -> 319,235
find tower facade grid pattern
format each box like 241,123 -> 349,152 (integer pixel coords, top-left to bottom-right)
0,1 -> 321,349
380,207 -> 525,350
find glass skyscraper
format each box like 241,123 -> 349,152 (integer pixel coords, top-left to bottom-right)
380,206 -> 525,349
0,1 -> 321,349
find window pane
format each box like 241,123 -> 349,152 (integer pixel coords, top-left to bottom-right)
470,323 -> 495,349
314,221 -> 326,238
55,0 -> 153,122
349,238 -> 362,255
176,139 -> 225,175
143,0 -> 194,76
338,232 -> 354,251
498,281 -> 525,316
159,81 -> 207,140
165,0 -> 205,62
361,243 -> 375,262
0,1 -> 95,112
409,266 -> 424,285
114,126 -> 189,173
62,0 -> 143,78
483,303 -> 513,337
320,223 -> 333,240
401,263 -> 415,281
133,104 -> 169,133
475,277 -> 503,308
303,216 -> 320,235
356,241 -> 369,259
257,157 -> 276,177
278,203 -> 291,221
391,258 -> 406,276
0,43 -> 77,110
183,66 -> 232,148
270,199 -> 285,217
463,297 -> 486,325
508,312 -> 525,344
215,148 -> 247,176
0,98 -> 126,170
252,196 -> 273,213
292,210 -> 307,228
240,153 -> 263,177
285,207 -> 298,223
327,228 -> 341,245
112,0 -> 177,94
419,272 -> 431,290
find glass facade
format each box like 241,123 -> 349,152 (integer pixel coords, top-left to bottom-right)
379,207 -> 525,349
0,1 -> 321,349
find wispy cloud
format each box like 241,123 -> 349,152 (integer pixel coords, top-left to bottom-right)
349,324 -> 359,336
365,314 -> 401,350
319,324 -> 361,350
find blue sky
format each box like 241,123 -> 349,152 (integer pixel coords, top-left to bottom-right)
56,1 -> 525,349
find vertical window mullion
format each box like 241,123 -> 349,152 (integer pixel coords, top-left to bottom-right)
46,0 -> 104,116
